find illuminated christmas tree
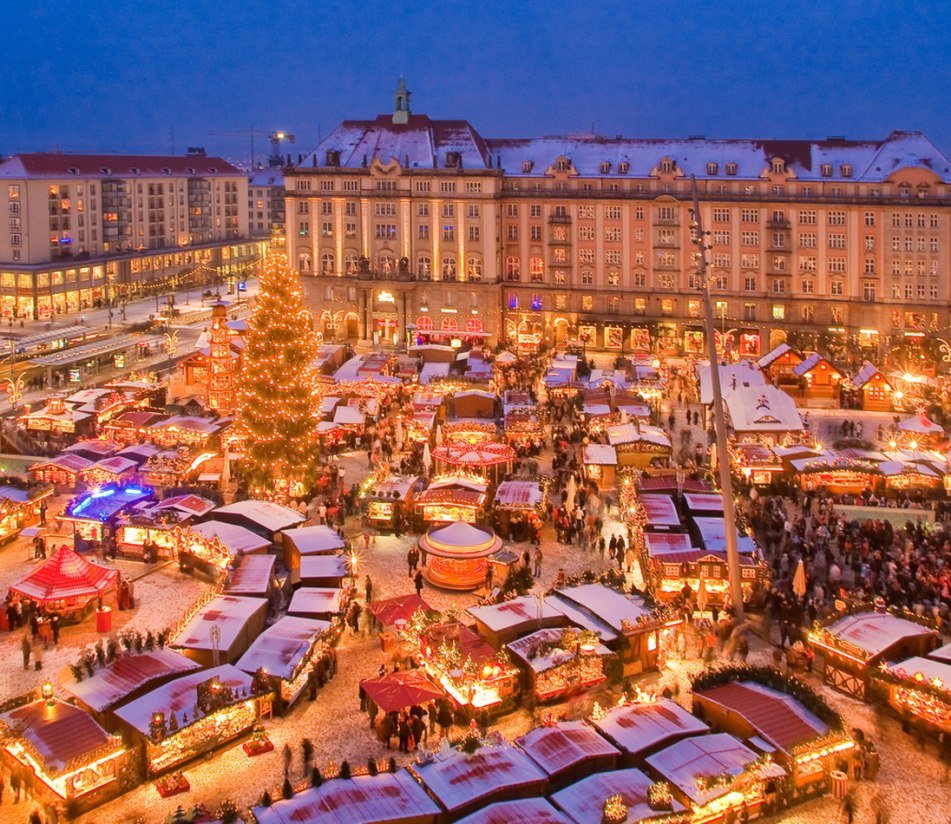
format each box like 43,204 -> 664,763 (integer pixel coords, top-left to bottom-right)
235,244 -> 321,497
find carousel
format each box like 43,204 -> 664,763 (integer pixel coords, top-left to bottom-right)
432,442 -> 516,485
418,521 -> 503,590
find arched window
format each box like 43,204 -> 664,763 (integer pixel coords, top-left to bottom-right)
376,254 -> 394,274
466,256 -> 483,281
344,253 -> 359,274
417,255 -> 431,278
441,256 -> 456,281
321,252 -> 335,275
466,318 -> 485,333
298,252 -> 311,272
505,256 -> 520,280
529,257 -> 544,282
416,315 -> 433,331
441,316 -> 458,331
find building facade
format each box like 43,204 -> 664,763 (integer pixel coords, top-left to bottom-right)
286,83 -> 951,364
0,154 -> 262,319
248,168 -> 285,238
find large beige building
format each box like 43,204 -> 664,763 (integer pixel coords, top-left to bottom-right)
0,154 -> 262,319
287,82 -> 951,364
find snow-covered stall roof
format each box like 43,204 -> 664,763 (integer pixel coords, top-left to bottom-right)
757,342 -> 798,369
252,770 -> 442,824
152,494 -> 216,518
697,361 -> 765,405
551,767 -> 687,823
284,524 -> 346,555
298,555 -> 349,581
545,595 -> 618,643
822,612 -> 937,659
0,699 -> 118,774
896,656 -> 951,687
456,798 -> 569,824
898,414 -> 945,436
420,362 -> 451,385
591,697 -> 709,758
62,649 -> 201,713
409,739 -> 547,814
190,520 -> 272,555
507,628 -> 612,674
288,587 -> 347,618
333,405 -> 365,426
552,584 -> 651,632
691,517 -> 758,555
853,361 -> 889,390
236,616 -> 330,680
515,720 -> 619,778
225,554 -> 276,596
724,386 -> 803,432
173,595 -> 268,655
929,641 -> 951,664
114,664 -> 255,736
683,492 -> 725,514
494,480 -> 542,509
582,444 -> 617,466
638,494 -> 681,528
214,499 -> 306,534
646,733 -> 770,806
793,352 -> 842,378
643,532 -> 694,557
467,595 -> 562,633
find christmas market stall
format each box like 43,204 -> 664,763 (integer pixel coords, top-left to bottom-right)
63,648 -> 202,725
852,362 -> 893,412
224,553 -> 277,599
408,736 -> 547,820
138,447 -> 216,490
0,698 -> 131,816
112,664 -> 266,777
365,474 -> 420,532
78,456 -> 140,489
402,614 -> 520,713
691,669 -> 856,798
287,586 -> 349,621
114,494 -> 216,561
455,797 -> 569,824
505,627 -> 613,703
589,695 -> 710,767
415,475 -> 490,527
57,483 -> 155,543
298,554 -> 351,588
281,524 -> 346,586
873,656 -> 951,736
63,439 -> 120,463
492,480 -> 543,541
729,440 -> 784,488
607,424 -> 672,469
442,419 -> 499,446
467,594 -> 565,648
0,479 -> 54,543
451,389 -> 497,419
251,770 -> 442,824
515,720 -> 620,791
418,521 -> 503,590
21,394 -> 95,438
791,353 -> 844,403
550,766 -> 687,824
30,453 -> 93,489
582,444 -> 618,489
757,342 -> 805,389
9,545 -> 118,622
367,594 -> 432,635
809,610 -> 940,700
100,410 -> 167,446
171,594 -> 269,666
145,415 -> 224,449
644,733 -> 786,823
236,615 -> 333,707
894,413 -> 946,450
212,499 -> 306,543
546,584 -> 681,677
723,386 -> 803,446
432,442 -> 515,485
174,520 -> 271,578
790,451 -> 882,495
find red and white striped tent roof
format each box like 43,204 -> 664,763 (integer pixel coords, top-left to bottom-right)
11,545 -> 118,603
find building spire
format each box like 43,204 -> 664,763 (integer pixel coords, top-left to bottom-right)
393,76 -> 411,125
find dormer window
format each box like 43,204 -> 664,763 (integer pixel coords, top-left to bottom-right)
325,150 -> 341,167
209,167 -> 218,174
771,158 -> 785,175
660,158 -> 674,173
68,167 -> 80,176
600,161 -> 611,174
129,167 -> 140,175
725,162 -> 737,176
522,160 -> 533,173
840,164 -> 852,177
186,167 -> 196,175
618,161 -> 629,174
555,157 -> 569,172
161,167 -> 172,175
820,163 -> 832,177
99,167 -> 111,175
707,162 -> 718,175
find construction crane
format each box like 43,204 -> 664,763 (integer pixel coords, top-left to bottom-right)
208,128 -> 296,168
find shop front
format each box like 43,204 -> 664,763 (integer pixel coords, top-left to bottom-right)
684,326 -> 705,356
654,322 -> 679,356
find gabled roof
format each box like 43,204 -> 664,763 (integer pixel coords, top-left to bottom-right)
793,352 -> 843,378
0,153 -> 241,179
515,720 -> 619,777
591,698 -> 709,757
757,342 -> 802,370
853,360 -> 889,389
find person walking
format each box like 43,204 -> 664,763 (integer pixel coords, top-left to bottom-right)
282,743 -> 292,778
368,699 -> 379,731
10,772 -> 19,804
20,634 -> 31,671
364,575 -> 373,603
414,569 -> 424,597
533,547 -> 543,578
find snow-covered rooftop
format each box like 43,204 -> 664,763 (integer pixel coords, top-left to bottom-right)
214,499 -> 306,533
552,584 -> 650,632
467,595 -> 562,633
724,385 -> 803,432
173,595 -> 268,653
190,520 -> 272,555
506,627 -> 612,674
288,586 -> 347,617
823,612 -> 936,658
591,697 -> 709,757
236,616 -> 330,680
551,767 -> 687,823
515,720 -> 619,777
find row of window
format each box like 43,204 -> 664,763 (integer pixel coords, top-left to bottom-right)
296,179 -> 483,194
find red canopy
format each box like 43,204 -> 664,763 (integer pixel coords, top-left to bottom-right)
360,670 -> 444,712
367,594 -> 432,628
11,546 -> 118,604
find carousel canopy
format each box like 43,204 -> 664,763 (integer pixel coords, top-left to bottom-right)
432,442 -> 516,468
10,545 -> 118,603
359,669 -> 444,713
419,521 -> 502,559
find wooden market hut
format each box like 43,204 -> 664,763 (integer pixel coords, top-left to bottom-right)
212,499 -> 306,543
112,664 -> 265,776
455,798 -> 569,824
224,553 -> 277,599
853,361 -> 893,412
236,615 -> 332,707
606,424 -> 672,469
505,627 -> 613,703
287,587 -> 349,620
809,610 -> 940,700
590,697 -> 710,767
298,554 -> 350,588
467,595 -> 565,648
757,342 -> 804,388
115,494 -> 216,561
451,389 -> 497,419
57,483 -> 155,542
723,385 -> 803,446
791,352 -> 844,403
432,442 -> 515,486
409,740 -> 547,820
415,475 -> 489,528
581,443 -> 618,489
62,648 -> 201,726
365,474 -> 420,532
78,456 -> 140,489
873,656 -> 951,738
30,453 -> 94,489
493,480 -> 543,541
0,698 -> 131,816
251,771 -> 442,824
515,720 -> 620,791
0,480 -> 54,542
282,524 -> 346,586
171,595 -> 269,666
177,520 -> 271,578
550,767 -> 687,824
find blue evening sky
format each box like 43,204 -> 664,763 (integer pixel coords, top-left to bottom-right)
3,0 -> 949,162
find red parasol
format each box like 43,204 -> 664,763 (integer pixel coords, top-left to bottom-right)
367,594 -> 432,628
360,669 -> 444,712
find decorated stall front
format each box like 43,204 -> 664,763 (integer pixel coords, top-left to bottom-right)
607,424 -> 672,470
0,698 -> 131,815
852,362 -> 892,412
415,475 -> 489,527
174,520 -> 271,579
30,453 -> 94,488
493,480 -> 543,542
113,664 -> 269,777
58,483 -> 155,542
791,451 -> 880,495
582,444 -> 618,489
809,610 -> 940,700
506,626 -> 613,702
432,442 -> 515,485
729,440 -> 784,487
872,656 -> 951,736
365,475 -> 420,532
0,480 -> 54,543
442,419 -> 498,446
115,495 -> 215,561
550,766 -> 687,824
